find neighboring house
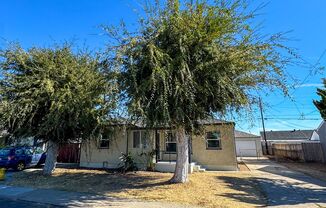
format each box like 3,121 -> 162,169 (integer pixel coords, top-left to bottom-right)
260,129 -> 315,155
0,131 -> 36,147
79,119 -> 238,172
313,120 -> 326,161
235,130 -> 262,157
315,120 -> 326,140
4,136 -> 45,149
11,137 -> 36,147
260,124 -> 326,162
260,129 -> 315,143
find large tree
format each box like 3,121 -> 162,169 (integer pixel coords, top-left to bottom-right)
314,79 -> 326,120
107,0 -> 295,183
0,44 -> 118,175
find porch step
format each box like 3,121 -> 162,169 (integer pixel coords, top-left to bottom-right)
155,161 -> 205,173
198,168 -> 206,172
192,163 -> 206,172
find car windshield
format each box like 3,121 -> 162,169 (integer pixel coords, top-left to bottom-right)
0,149 -> 11,156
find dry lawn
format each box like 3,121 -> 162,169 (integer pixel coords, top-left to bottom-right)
238,161 -> 250,171
7,168 -> 265,208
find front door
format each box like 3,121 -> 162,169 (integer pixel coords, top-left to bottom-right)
155,130 -> 160,161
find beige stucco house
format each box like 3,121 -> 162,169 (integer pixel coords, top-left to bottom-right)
79,119 -> 238,172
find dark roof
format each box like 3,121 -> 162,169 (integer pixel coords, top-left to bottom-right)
108,118 -> 233,129
137,118 -> 233,129
260,130 -> 314,141
235,130 -> 260,138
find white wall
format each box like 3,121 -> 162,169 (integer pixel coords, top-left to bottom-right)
235,137 -> 263,157
311,131 -> 320,141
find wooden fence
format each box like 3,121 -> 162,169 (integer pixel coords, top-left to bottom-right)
302,142 -> 325,162
271,142 -> 325,163
272,143 -> 304,161
57,143 -> 81,163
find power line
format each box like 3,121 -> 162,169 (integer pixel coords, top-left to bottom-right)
272,119 -> 315,130
265,114 -> 320,117
259,117 -> 320,120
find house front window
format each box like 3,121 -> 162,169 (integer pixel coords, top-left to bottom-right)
165,132 -> 177,153
133,131 -> 141,148
133,131 -> 150,149
99,134 -> 110,149
206,131 -> 221,149
141,131 -> 150,149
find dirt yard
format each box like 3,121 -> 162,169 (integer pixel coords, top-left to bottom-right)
6,168 -> 265,208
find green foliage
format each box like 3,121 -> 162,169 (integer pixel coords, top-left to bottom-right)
119,152 -> 138,173
0,44 -> 118,144
0,137 -> 5,148
107,0 -> 296,130
314,79 -> 326,120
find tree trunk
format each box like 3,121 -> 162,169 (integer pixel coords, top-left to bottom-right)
171,126 -> 189,183
43,140 -> 59,175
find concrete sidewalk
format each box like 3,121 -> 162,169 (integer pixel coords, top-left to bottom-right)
0,184 -> 197,208
243,158 -> 326,208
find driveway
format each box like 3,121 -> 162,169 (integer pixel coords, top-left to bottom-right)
243,157 -> 326,208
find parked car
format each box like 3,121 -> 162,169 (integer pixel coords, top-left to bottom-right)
0,146 -> 46,171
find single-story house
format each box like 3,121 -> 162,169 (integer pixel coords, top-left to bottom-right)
80,119 -> 238,172
261,129 -> 315,143
235,130 -> 262,157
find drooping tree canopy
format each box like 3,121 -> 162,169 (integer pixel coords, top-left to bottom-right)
106,0 -> 298,183
314,79 -> 326,120
0,44 -> 118,144
109,0 -> 294,130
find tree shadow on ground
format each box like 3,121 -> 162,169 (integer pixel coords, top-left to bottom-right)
8,168 -> 172,195
215,176 -> 266,206
5,169 -> 188,207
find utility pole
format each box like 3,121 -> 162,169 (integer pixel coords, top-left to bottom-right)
259,97 -> 269,155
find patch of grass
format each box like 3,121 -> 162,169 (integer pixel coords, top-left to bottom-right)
8,168 -> 266,208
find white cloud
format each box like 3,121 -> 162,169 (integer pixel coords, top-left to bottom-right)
295,83 -> 324,88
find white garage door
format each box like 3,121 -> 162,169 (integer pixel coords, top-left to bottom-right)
236,140 -> 257,157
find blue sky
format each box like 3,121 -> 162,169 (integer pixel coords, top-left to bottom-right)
0,0 -> 325,135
